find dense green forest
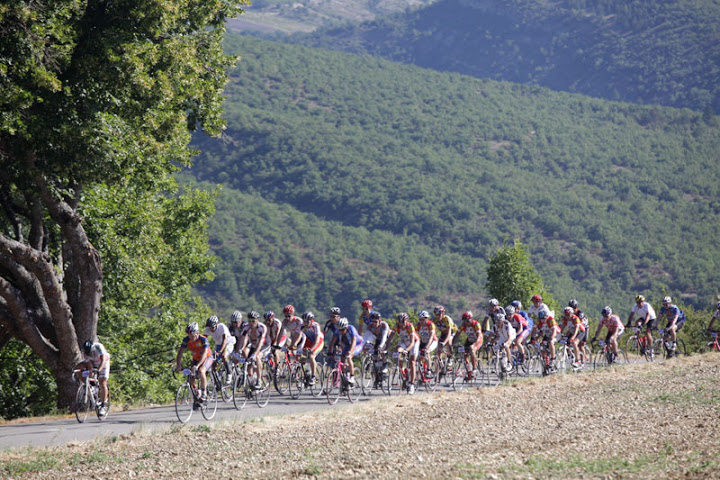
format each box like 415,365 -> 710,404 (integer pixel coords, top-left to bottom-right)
284,0 -> 720,112
190,34 -> 720,320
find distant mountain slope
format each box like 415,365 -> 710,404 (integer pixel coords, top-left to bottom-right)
191,35 -> 720,314
290,0 -> 720,111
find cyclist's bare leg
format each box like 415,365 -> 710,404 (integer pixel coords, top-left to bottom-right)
408,354 -> 417,383
571,338 -> 580,361
98,378 -> 109,404
308,351 -> 318,378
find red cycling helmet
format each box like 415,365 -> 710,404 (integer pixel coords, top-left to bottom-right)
462,311 -> 473,320
361,299 -> 373,309
531,294 -> 543,303
283,304 -> 295,316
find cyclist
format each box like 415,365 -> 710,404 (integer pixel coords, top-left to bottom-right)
204,315 -> 235,384
707,301 -> 720,333
301,312 -> 324,385
658,296 -> 686,355
528,294 -> 551,321
495,311 -> 516,372
228,310 -> 246,361
417,310 -> 439,357
367,311 -> 390,384
482,299 -> 504,333
388,312 -> 419,394
591,306 -> 625,362
357,299 -> 375,344
175,322 -> 213,403
263,310 -> 286,369
568,299 -> 588,332
238,311 -> 268,387
506,305 -> 529,361
324,306 -> 342,340
76,340 -> 111,416
560,306 -> 586,368
532,309 -> 560,367
626,295 -> 658,354
282,304 -> 305,352
336,317 -> 365,386
432,306 -> 457,359
453,310 -> 483,377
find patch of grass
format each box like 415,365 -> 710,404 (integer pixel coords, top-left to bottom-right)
3,451 -> 60,477
192,424 -> 211,433
452,462 -> 486,479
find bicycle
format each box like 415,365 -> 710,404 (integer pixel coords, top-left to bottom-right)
325,353 -> 361,404
435,342 -> 456,387
702,330 -> 720,353
592,340 -> 628,370
416,348 -> 439,393
288,349 -> 323,399
360,347 -> 391,396
452,346 -> 480,390
175,366 -> 218,423
626,326 -> 657,362
72,368 -> 109,423
555,338 -> 583,373
209,353 -> 234,403
232,355 -> 272,409
657,328 -> 687,359
274,346 -> 300,395
527,338 -> 555,377
389,350 -> 414,394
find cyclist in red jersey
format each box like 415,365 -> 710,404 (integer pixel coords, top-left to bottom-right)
591,306 -> 625,360
560,306 -> 586,368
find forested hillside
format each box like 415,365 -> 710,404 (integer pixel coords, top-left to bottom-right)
190,34 -> 720,318
289,0 -> 720,112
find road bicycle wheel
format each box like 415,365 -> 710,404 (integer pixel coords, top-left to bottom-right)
346,371 -> 361,403
379,364 -> 392,396
288,364 -> 303,400
593,351 -> 608,370
307,364 -> 322,398
388,364 -> 404,395
615,348 -> 629,365
555,346 -> 569,373
75,384 -> 91,424
255,369 -> 272,408
232,369 -> 248,410
514,349 -> 529,377
424,356 -> 439,393
175,383 -> 194,423
218,365 -> 233,403
452,361 -> 469,391
675,339 -> 687,357
626,335 -> 641,363
326,368 -> 341,405
702,340 -> 720,354
274,362 -> 290,395
360,356 -> 374,396
580,344 -> 593,368
201,375 -> 218,420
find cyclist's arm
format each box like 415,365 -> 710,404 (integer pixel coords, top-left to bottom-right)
175,346 -> 187,371
626,312 -> 635,327
708,316 -> 716,332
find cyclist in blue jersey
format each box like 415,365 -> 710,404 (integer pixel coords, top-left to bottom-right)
658,296 -> 686,354
337,317 -> 364,384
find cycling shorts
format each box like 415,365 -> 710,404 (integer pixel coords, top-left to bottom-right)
517,328 -> 530,344
438,332 -> 451,345
95,361 -> 111,379
498,329 -> 516,346
642,318 -> 659,331
419,339 -> 438,355
303,332 -> 325,354
216,336 -> 236,355
342,339 -> 365,357
605,328 -> 624,343
192,356 -> 214,371
464,338 -> 482,349
398,340 -> 420,358
666,319 -> 685,332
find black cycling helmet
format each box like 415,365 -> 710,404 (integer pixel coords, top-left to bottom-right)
206,315 -> 219,328
568,299 -> 579,309
82,340 -> 93,355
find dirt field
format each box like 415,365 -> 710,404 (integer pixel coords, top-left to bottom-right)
2,354 -> 719,479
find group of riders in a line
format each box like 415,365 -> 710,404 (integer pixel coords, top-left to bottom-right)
74,293 -> 719,414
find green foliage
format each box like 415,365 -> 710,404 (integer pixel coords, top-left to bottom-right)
290,0 -> 720,112
0,340 -> 56,420
486,240 -> 545,307
191,35 -> 720,319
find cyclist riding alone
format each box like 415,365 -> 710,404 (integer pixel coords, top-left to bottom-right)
301,311 -> 324,385
238,311 -> 269,388
175,322 -> 213,403
560,306 -> 587,368
204,315 -> 235,385
336,317 -> 365,386
626,295 -> 658,354
658,296 -> 686,355
532,309 -> 560,367
388,312 -> 419,394
76,339 -> 110,417
432,305 -> 457,359
357,299 -> 376,345
263,310 -> 287,369
453,310 -> 483,377
591,306 -> 625,363
282,304 -> 305,352
506,305 -> 529,362
417,310 -> 439,357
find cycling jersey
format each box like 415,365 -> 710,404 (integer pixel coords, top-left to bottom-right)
518,310 -> 534,331
599,314 -> 624,332
509,313 -> 528,333
264,317 -> 287,347
561,314 -> 586,334
181,335 -> 211,363
284,315 -> 304,335
416,319 -> 438,344
631,303 -> 657,321
393,322 -> 419,344
83,342 -> 110,378
659,304 -> 685,324
435,315 -> 457,336
324,320 -> 339,338
339,325 -> 365,356
528,303 -> 551,320
242,322 -> 268,347
537,316 -> 561,336
496,321 -> 517,345
358,312 -> 373,328
204,323 -> 235,353
458,319 -> 482,343
302,320 -> 324,353
368,321 -> 390,350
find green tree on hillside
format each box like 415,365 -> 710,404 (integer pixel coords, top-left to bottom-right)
486,239 -> 546,307
0,0 -> 245,412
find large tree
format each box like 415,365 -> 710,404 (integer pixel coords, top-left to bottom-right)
0,0 -> 245,409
